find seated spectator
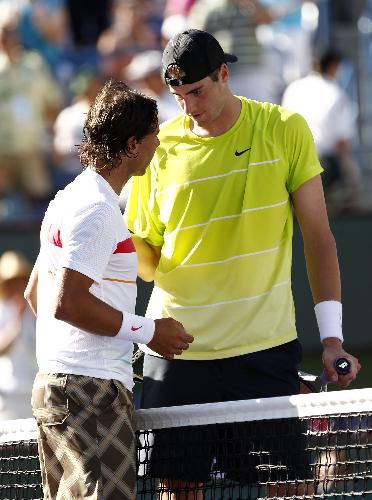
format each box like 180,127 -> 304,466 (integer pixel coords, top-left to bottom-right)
18,0 -> 69,78
0,16 -> 62,213
65,0 -> 112,49
63,0 -> 111,79
52,69 -> 106,188
0,251 -> 37,421
97,0 -> 159,79
282,49 -> 362,214
188,0 -> 276,102
161,0 -> 197,45
257,0 -> 314,95
163,0 -> 197,17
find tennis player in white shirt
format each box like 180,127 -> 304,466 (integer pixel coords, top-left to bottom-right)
25,79 -> 193,500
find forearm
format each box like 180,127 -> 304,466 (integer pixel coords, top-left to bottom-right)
53,273 -> 123,337
24,256 -> 39,316
292,169 -> 360,386
303,231 -> 341,304
53,267 -> 194,358
304,233 -> 361,384
132,235 -> 161,282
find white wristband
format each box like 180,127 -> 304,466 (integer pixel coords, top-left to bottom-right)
116,312 -> 155,344
314,300 -> 343,343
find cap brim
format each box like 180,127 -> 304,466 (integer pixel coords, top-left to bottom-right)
225,53 -> 238,63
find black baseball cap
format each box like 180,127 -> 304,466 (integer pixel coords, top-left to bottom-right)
162,29 -> 238,86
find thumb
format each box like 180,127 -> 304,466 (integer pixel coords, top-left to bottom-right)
325,366 -> 338,382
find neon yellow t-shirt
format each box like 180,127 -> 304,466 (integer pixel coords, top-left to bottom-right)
125,97 -> 323,360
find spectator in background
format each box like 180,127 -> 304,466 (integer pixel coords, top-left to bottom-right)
282,49 -> 362,214
124,50 -> 180,123
63,0 -> 112,78
0,16 -> 62,216
18,0 -> 69,78
66,0 -> 112,49
0,251 -> 36,421
256,0 -> 317,102
53,69 -> 106,189
160,12 -> 189,47
97,0 -> 159,79
258,1 -> 316,85
188,0 -> 276,102
161,0 -> 197,44
164,0 -> 197,17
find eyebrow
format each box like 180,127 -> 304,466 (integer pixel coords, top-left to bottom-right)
170,85 -> 204,96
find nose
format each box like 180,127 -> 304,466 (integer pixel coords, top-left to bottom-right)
182,96 -> 195,116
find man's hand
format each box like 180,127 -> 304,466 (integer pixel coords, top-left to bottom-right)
322,338 -> 361,387
148,318 -> 194,359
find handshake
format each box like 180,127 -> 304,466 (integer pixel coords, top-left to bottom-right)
148,318 -> 194,359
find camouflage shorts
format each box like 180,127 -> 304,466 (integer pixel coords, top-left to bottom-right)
32,373 -> 136,500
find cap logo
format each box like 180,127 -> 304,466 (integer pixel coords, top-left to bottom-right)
165,63 -> 186,86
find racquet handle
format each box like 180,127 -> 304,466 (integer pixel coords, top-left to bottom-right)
319,358 -> 351,386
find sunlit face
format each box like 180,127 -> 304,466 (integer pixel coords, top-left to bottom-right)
169,67 -> 228,129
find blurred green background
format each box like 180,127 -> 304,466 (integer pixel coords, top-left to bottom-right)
292,215 -> 372,390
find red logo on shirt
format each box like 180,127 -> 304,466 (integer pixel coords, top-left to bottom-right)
114,238 -> 135,254
47,224 -> 63,248
131,326 -> 143,332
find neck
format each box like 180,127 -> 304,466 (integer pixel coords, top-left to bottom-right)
191,95 -> 241,137
95,164 -> 130,195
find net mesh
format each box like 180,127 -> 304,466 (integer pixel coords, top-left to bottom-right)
0,388 -> 371,499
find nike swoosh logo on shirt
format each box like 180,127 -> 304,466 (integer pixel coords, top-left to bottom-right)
235,148 -> 251,157
131,326 -> 143,332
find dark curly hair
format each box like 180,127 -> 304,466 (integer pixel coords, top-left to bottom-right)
79,79 -> 158,171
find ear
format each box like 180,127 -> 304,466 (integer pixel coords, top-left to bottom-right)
219,64 -> 229,83
127,136 -> 139,156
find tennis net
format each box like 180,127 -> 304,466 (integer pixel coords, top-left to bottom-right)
0,388 -> 371,499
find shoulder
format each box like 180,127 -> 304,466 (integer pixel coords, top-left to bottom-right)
55,175 -> 116,219
242,97 -> 309,133
62,201 -> 117,246
73,199 -> 115,220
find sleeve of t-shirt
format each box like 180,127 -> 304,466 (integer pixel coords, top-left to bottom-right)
284,112 -> 324,193
60,202 -> 117,282
124,162 -> 165,247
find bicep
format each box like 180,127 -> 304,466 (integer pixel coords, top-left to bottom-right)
62,204 -> 116,282
54,267 -> 94,313
56,267 -> 94,299
132,236 -> 161,282
291,175 -> 340,302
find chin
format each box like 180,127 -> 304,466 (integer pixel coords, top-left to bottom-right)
135,168 -> 148,177
194,115 -> 210,127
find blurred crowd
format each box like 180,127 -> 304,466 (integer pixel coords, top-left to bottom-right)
0,0 -> 368,227
0,0 -> 370,420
